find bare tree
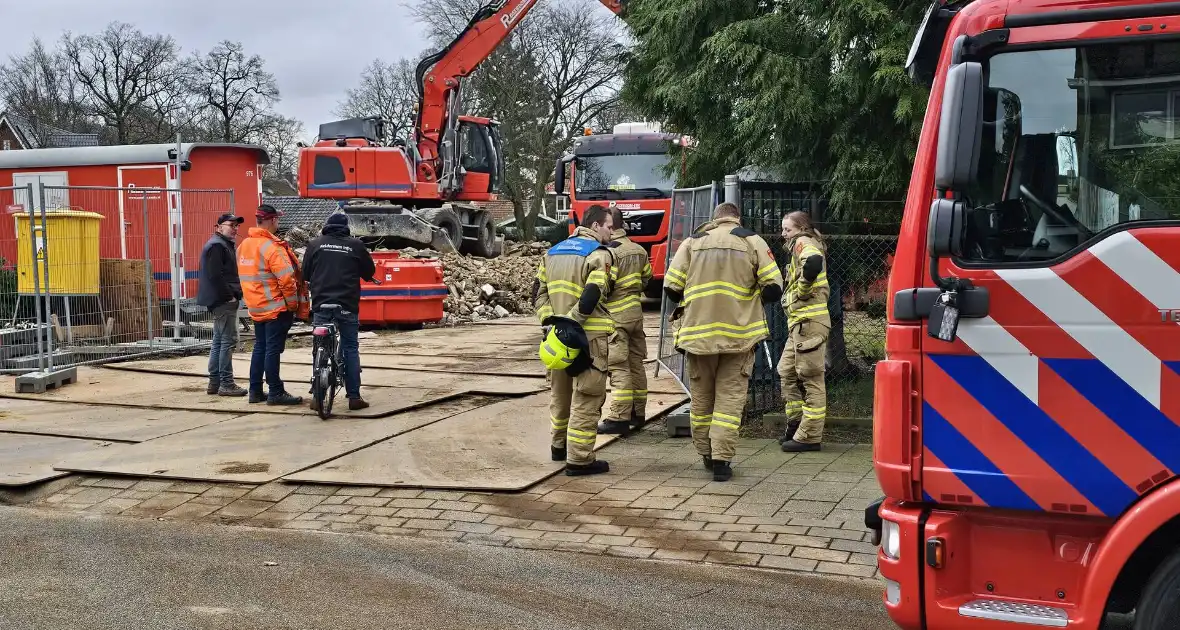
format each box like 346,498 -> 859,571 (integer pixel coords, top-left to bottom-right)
61,21 -> 181,144
333,58 -> 420,143
253,114 -> 305,194
186,40 -> 280,143
404,0 -> 626,239
0,37 -> 98,145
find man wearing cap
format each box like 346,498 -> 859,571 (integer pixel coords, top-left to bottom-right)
302,212 -> 377,411
197,212 -> 247,396
238,204 -> 310,406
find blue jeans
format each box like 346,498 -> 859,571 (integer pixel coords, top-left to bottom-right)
207,300 -> 239,386
313,308 -> 361,399
250,310 -> 294,397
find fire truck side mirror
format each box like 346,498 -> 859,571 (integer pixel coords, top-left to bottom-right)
554,157 -> 566,194
934,60 -> 984,191
927,198 -> 965,259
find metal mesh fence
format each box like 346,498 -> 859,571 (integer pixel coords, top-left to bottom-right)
655,178 -> 900,421
1,184 -> 235,374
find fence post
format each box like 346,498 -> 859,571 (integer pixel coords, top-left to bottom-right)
723,174 -> 739,206
25,183 -> 46,373
37,184 -> 55,373
143,192 -> 154,349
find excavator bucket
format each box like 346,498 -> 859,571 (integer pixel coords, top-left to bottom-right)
341,208 -> 458,254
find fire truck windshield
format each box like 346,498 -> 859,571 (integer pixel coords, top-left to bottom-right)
961,39 -> 1180,264
574,153 -> 676,199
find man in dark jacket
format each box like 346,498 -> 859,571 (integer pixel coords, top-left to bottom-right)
197,212 -> 247,397
302,212 -> 377,410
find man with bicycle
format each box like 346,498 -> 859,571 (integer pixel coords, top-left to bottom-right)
302,212 -> 377,411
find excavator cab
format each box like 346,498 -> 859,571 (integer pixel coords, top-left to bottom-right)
441,115 -> 504,200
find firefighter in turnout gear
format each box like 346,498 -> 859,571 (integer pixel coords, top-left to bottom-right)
664,202 -> 784,481
777,211 -> 830,452
534,204 -> 616,476
599,206 -> 653,436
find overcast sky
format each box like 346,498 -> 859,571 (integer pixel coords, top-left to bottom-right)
0,0 -> 433,140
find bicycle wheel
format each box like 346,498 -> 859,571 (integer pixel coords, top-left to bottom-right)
312,345 -> 330,420
321,335 -> 339,418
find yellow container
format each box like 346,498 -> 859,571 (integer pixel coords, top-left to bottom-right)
14,210 -> 104,295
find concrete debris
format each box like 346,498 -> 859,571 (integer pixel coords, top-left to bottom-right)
281,222 -> 551,327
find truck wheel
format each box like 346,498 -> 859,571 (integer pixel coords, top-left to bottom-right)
468,212 -> 497,258
1134,546 -> 1180,628
419,207 -> 462,251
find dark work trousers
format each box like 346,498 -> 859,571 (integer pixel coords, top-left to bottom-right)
250,310 -> 295,398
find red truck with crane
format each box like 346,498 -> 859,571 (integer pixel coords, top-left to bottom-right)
553,121 -> 691,294
866,1 -> 1180,628
296,0 -> 628,257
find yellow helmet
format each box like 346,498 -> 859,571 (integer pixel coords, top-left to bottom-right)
538,315 -> 590,373
540,326 -> 580,370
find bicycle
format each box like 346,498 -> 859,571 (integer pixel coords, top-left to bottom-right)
309,279 -> 381,419
310,304 -> 345,419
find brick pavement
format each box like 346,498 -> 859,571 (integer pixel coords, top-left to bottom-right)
30,429 -> 882,580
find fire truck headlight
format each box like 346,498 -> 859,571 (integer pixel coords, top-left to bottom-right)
882,519 -> 900,559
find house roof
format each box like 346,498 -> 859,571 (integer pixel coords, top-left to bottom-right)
263,195 -> 339,230
0,113 -> 99,149
0,142 -> 271,170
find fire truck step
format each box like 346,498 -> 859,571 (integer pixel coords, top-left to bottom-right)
958,599 -> 1068,627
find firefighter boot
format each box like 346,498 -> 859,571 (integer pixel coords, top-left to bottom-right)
782,440 -> 821,453
629,409 -> 646,433
551,445 -> 567,462
778,421 -> 800,445
565,460 -> 609,476
702,455 -> 714,471
712,460 -> 733,482
597,419 -> 631,436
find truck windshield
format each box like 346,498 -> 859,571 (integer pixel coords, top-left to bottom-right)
961,40 -> 1180,264
574,153 -> 676,198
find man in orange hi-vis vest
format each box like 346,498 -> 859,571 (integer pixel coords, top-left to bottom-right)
238,204 -> 310,406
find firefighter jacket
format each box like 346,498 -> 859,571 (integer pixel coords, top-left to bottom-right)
783,234 -> 830,328
238,227 -> 310,323
534,226 -> 616,341
604,229 -> 652,325
664,216 -> 783,355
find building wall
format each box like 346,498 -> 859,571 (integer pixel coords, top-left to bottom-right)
0,123 -> 24,151
0,146 -> 265,300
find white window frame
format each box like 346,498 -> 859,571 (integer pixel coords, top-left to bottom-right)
1109,87 -> 1180,149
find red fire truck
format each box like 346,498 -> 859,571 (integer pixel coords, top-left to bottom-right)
554,122 -> 691,295
866,1 -> 1180,628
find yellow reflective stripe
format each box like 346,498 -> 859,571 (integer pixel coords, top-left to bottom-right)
584,317 -> 614,332
757,262 -> 778,278
551,417 -> 569,429
801,247 -> 823,258
684,280 -> 754,298
643,263 -> 652,274
802,406 -> 826,418
634,390 -> 648,399
587,271 -> 608,286
690,413 -> 712,427
666,268 -> 687,282
536,305 -> 554,320
677,320 -> 768,335
547,280 -> 581,292
676,324 -> 768,344
567,427 -> 596,444
711,412 -> 741,429
604,295 -> 642,311
785,401 -> 804,409
536,267 -> 548,282
615,272 -> 641,284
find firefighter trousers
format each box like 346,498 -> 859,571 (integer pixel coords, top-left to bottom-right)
607,318 -> 648,422
777,320 -> 829,444
549,336 -> 609,465
686,350 -> 755,462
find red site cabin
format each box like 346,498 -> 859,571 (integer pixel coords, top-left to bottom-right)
867,1 -> 1180,628
0,142 -> 269,300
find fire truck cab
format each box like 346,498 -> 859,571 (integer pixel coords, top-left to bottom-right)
868,1 -> 1180,628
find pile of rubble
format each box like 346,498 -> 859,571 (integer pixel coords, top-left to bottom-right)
402,240 -> 549,325
282,222 -> 550,326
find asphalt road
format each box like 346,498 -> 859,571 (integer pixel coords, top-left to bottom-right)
1,506 -> 894,630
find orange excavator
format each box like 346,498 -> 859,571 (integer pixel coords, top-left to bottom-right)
297,0 -> 627,257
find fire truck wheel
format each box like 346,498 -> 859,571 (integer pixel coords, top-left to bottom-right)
1135,545 -> 1180,628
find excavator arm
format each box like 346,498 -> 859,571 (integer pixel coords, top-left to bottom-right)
413,0 -> 627,189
